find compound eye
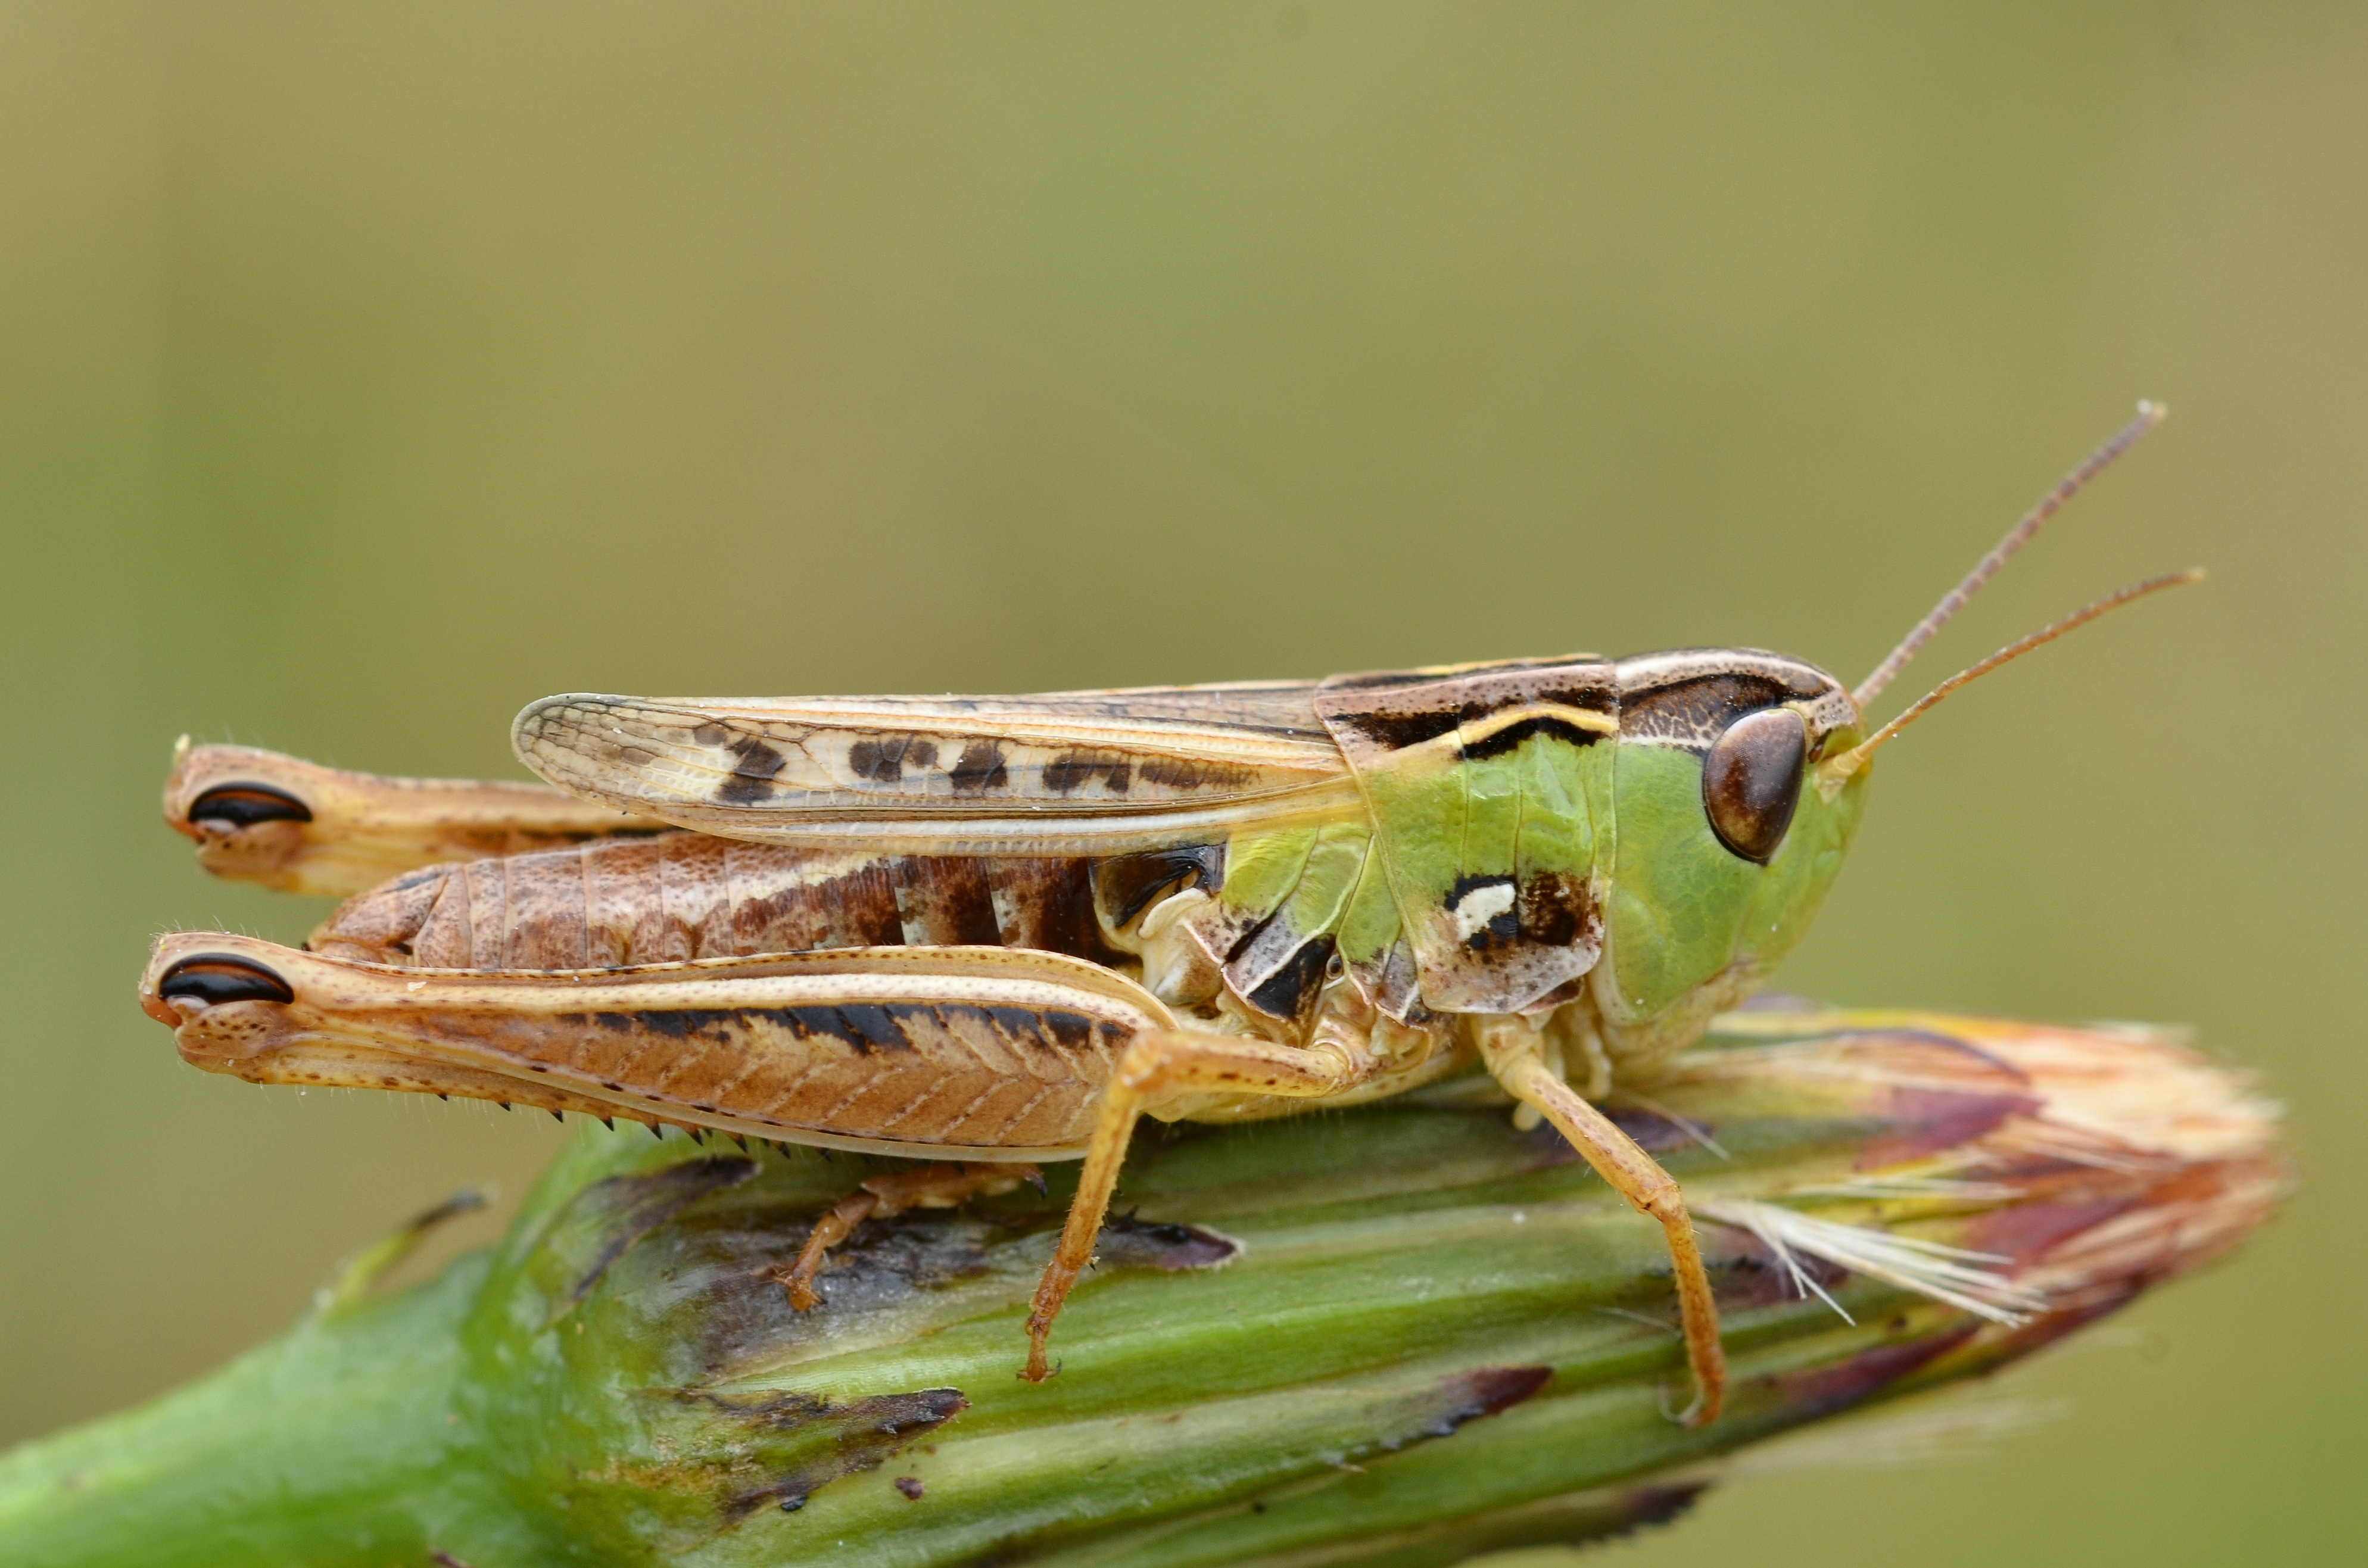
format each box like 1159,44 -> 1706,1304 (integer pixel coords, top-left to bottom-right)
187,783 -> 312,829
1702,707 -> 1807,864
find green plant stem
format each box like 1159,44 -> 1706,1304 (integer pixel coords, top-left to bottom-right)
0,1009 -> 2284,1568
0,1262 -> 503,1567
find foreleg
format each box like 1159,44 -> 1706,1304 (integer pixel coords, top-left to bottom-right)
1478,1017 -> 1727,1426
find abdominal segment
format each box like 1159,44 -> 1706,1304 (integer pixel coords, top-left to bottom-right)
307,833 -> 1188,973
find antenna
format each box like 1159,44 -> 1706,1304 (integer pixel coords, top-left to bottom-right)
1822,569 -> 2203,784
1853,401 -> 2168,711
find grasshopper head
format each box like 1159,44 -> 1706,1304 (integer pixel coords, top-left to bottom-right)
1587,403 -> 2192,1073
1591,652 -> 1871,1070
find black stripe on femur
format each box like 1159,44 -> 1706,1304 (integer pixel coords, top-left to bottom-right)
1244,933 -> 1337,1023
716,735 -> 790,803
567,1001 -> 1102,1056
1457,714 -> 1609,760
1619,674 -> 1803,749
1092,843 -> 1225,928
999,1005 -> 1096,1052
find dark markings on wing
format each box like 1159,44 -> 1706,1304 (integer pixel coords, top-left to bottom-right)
948,743 -> 1009,794
717,736 -> 789,805
1135,756 -> 1257,791
850,736 -> 937,783
1043,753 -> 1135,794
513,689 -> 1357,848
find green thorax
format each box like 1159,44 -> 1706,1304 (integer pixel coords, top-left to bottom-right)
1208,653 -> 1867,1051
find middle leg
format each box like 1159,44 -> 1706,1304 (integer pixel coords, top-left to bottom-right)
1022,1027 -> 1369,1381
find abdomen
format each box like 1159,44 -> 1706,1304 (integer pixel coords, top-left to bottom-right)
307,833 -> 1198,974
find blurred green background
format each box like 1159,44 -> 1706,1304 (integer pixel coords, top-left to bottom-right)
2,3 -> 2358,1562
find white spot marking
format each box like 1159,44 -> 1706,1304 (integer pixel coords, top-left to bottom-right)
1449,881 -> 1516,943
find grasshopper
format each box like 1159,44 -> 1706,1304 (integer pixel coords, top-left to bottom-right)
139,406 -> 2190,1425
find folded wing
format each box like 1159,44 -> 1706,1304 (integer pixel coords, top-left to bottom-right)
513,685 -> 1362,854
